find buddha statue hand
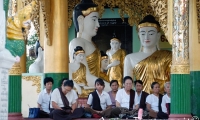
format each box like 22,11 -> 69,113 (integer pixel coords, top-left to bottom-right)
74,81 -> 82,94
15,56 -> 20,63
106,60 -> 120,69
77,83 -> 86,87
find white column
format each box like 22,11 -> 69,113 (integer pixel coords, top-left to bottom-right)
0,69 -> 9,120
0,0 -> 17,119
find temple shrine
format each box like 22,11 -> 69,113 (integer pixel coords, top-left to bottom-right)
0,0 -> 200,119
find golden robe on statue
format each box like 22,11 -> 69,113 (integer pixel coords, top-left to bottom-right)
133,50 -> 172,94
72,63 -> 87,86
86,49 -> 100,77
99,72 -> 109,82
107,49 -> 126,88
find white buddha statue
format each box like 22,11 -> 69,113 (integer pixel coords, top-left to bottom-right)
106,35 -> 126,88
124,15 -> 172,93
69,0 -> 111,92
29,46 -> 44,73
69,46 -> 95,96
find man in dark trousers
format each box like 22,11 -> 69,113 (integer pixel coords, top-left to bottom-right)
85,78 -> 112,118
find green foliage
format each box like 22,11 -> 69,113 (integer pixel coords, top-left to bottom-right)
27,33 -> 39,47
26,56 -> 36,73
26,33 -> 38,72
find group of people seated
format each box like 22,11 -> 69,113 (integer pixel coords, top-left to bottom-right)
36,76 -> 170,119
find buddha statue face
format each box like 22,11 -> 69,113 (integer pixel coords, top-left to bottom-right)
101,58 -> 109,71
110,40 -> 121,51
74,53 -> 85,63
138,26 -> 161,49
78,12 -> 100,37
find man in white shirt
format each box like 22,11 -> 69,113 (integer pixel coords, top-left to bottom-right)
157,82 -> 170,119
85,78 -> 112,118
37,77 -> 54,118
111,76 -> 149,118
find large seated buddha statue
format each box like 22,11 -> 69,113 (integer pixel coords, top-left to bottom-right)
106,34 -> 126,88
124,15 -> 172,93
69,0 -> 111,91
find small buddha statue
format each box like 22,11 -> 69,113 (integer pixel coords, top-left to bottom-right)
124,15 -> 172,93
69,46 -> 95,96
106,34 -> 126,88
99,51 -> 109,82
29,43 -> 44,73
69,0 -> 111,91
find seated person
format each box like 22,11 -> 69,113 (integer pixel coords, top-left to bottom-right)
37,77 -> 54,118
111,76 -> 137,117
134,80 -> 149,110
50,79 -> 84,120
108,80 -> 119,108
146,82 -> 163,118
157,82 -> 170,119
85,78 -> 112,118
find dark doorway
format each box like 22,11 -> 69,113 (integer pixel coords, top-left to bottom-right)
92,18 -> 133,54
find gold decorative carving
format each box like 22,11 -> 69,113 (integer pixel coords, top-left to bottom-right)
22,76 -> 41,93
9,63 -> 21,75
171,65 -> 190,74
12,0 -> 17,16
68,0 -> 80,28
40,0 -> 51,45
171,0 -> 189,74
197,0 -> 200,43
21,0 -> 40,38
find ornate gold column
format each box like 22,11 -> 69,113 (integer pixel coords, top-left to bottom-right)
189,0 -> 200,118
44,0 -> 68,87
169,0 -> 192,119
17,0 -> 26,73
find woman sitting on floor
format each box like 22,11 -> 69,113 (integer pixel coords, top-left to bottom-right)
108,80 -> 119,108
50,79 -> 84,120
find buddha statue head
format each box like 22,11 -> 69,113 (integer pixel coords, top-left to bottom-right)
100,51 -> 109,72
110,32 -> 121,51
73,46 -> 85,63
138,15 -> 161,52
73,0 -> 99,38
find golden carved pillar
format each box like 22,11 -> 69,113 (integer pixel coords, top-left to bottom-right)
44,0 -> 68,87
17,0 -> 26,73
169,0 -> 192,119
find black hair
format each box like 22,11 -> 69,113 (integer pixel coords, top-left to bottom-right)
73,46 -> 84,59
100,51 -> 107,57
74,46 -> 84,53
151,82 -> 159,89
134,80 -> 143,86
73,0 -> 97,32
139,15 -> 160,27
43,77 -> 54,85
110,80 -> 118,86
63,79 -> 74,88
61,78 -> 68,85
123,76 -> 133,83
95,78 -> 105,86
